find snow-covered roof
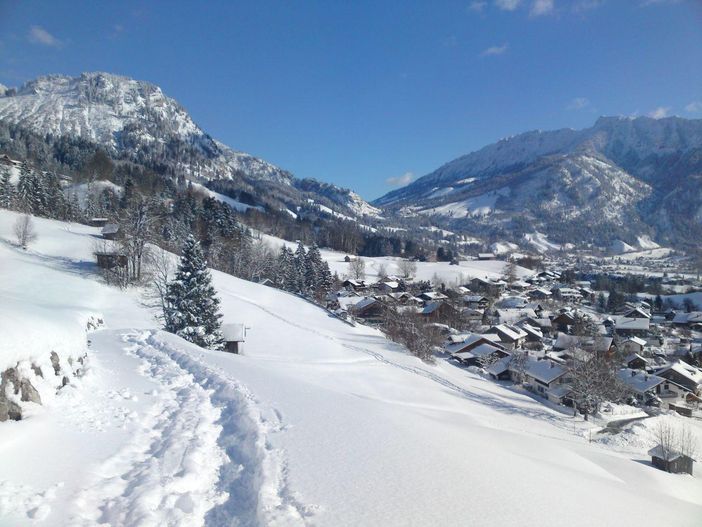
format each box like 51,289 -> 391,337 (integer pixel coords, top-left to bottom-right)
490,324 -> 528,342
464,295 -> 488,302
672,312 -> 702,324
519,359 -> 567,384
624,353 -> 649,365
487,356 -> 512,376
617,369 -> 664,394
222,323 -> 245,342
648,445 -> 691,462
623,336 -> 647,347
547,384 -> 573,399
101,223 -> 120,235
612,316 -> 650,331
656,361 -> 702,386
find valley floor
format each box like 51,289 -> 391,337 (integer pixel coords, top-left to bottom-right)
1,211 -> 701,526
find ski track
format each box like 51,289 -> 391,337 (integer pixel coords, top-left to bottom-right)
69,330 -> 308,527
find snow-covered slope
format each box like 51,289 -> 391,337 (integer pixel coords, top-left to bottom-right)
1,210 -> 702,526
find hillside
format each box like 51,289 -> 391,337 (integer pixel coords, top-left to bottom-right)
376,116 -> 702,249
1,210 -> 701,526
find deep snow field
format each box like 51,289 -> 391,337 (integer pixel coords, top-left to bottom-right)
1,210 -> 701,527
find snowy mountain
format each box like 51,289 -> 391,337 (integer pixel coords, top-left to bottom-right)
0,72 -> 379,219
376,116 -> 702,248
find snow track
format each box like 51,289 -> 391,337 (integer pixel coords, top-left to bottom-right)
70,330 -> 307,527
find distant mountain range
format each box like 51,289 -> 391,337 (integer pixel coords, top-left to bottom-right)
0,72 -> 381,221
376,116 -> 702,249
1,72 -> 701,251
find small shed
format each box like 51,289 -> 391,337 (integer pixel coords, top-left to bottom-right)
101,223 -> 121,240
89,217 -> 110,227
222,323 -> 246,354
648,445 -> 694,475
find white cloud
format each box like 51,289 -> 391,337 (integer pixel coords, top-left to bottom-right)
386,172 -> 415,187
468,1 -> 488,12
530,0 -> 555,16
495,0 -> 521,11
481,42 -> 509,56
28,25 -> 62,47
685,101 -> 702,113
567,97 -> 590,110
648,106 -> 671,119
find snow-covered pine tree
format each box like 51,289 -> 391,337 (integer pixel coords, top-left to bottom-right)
278,245 -> 294,291
293,241 -> 307,294
304,243 -> 324,293
0,171 -> 16,210
164,235 -> 225,350
16,163 -> 38,214
319,260 -> 334,295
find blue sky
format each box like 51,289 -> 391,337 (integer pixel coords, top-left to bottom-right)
0,0 -> 701,199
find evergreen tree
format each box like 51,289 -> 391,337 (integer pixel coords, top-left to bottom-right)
293,241 -> 307,293
164,236 -> 224,350
0,171 -> 16,210
304,243 -> 324,293
16,163 -> 38,214
278,246 -> 295,291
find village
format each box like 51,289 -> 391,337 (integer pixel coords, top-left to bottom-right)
327,252 -> 702,475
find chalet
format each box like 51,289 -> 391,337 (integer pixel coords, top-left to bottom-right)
621,306 -> 651,319
418,291 -> 449,303
377,281 -> 400,294
495,308 -> 537,325
551,312 -> 576,333
222,323 -> 246,354
617,369 -> 665,404
526,317 -> 554,338
386,292 -> 416,305
672,312 -> 702,328
101,224 -> 121,240
648,445 -> 694,475
94,251 -> 127,269
527,288 -> 552,301
342,279 -> 367,292
486,355 -> 513,381
477,252 -> 496,260
655,361 -> 702,396
520,323 -> 543,343
486,324 -> 528,349
553,333 -> 615,357
349,297 -> 384,323
611,316 -> 650,337
469,277 -> 505,296
462,307 -> 484,321
552,287 -> 583,303
463,295 -> 489,309
511,359 -> 569,397
620,336 -> 647,355
420,301 -> 458,322
446,334 -> 504,355
448,334 -> 509,367
624,353 -> 649,371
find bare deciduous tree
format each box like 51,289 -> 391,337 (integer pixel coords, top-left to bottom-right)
348,257 -> 366,280
14,214 -> 37,249
397,259 -> 417,279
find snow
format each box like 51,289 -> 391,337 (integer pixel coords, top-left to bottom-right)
190,182 -> 264,213
417,188 -> 509,218
1,209 -> 702,526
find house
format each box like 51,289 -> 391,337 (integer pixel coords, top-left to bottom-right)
419,301 -> 458,322
349,297 -> 384,323
478,252 -> 496,260
648,445 -> 694,475
377,280 -> 400,294
448,335 -> 509,367
512,359 -> 569,397
624,353 -> 649,371
553,333 -> 615,357
487,355 -> 513,380
101,223 -> 121,240
621,306 -> 651,319
620,336 -> 647,355
611,316 -> 650,337
551,312 -> 576,333
526,317 -> 554,337
94,251 -> 127,269
672,312 -> 702,328
486,324 -> 528,349
527,288 -> 552,301
463,295 -> 489,309
469,277 -> 505,296
386,292 -> 416,305
617,369 -> 665,403
520,323 -> 543,343
552,287 -> 583,303
342,279 -> 367,292
655,361 -> 702,396
222,323 -> 246,354
418,291 -> 449,303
